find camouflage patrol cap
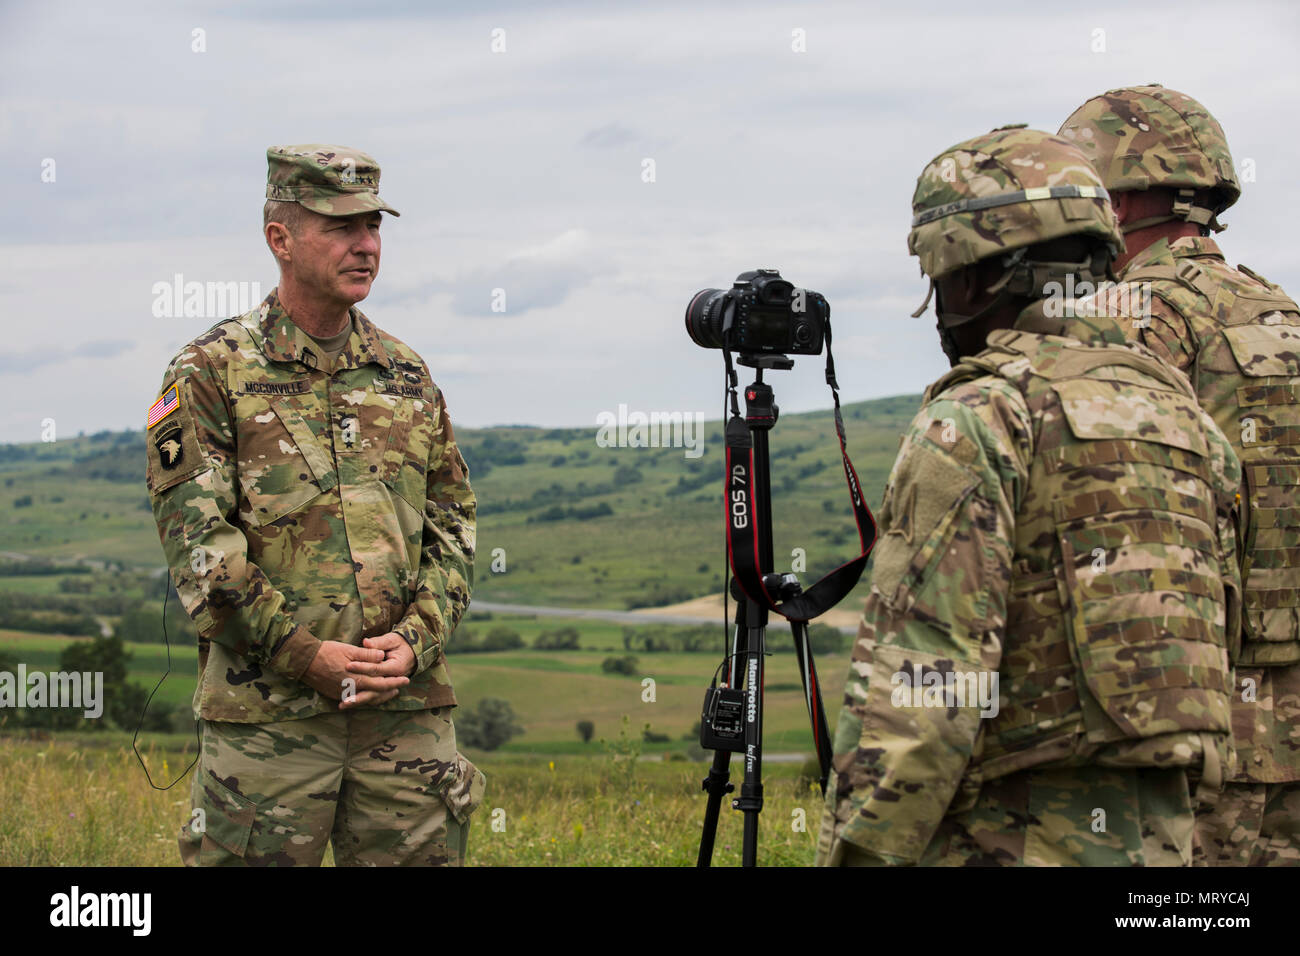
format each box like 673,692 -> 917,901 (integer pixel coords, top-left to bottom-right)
265,144 -> 401,217
908,125 -> 1122,280
1058,85 -> 1240,216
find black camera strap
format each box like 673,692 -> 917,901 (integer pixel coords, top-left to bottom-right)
722,326 -> 878,622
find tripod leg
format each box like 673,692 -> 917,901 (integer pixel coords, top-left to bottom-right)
737,599 -> 765,868
697,603 -> 748,867
792,620 -> 834,793
697,748 -> 733,867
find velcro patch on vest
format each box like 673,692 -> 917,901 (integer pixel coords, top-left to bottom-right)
1044,437 -> 1212,484
1053,485 -> 1215,527
1249,463 -> 1300,488
1239,383 -> 1300,407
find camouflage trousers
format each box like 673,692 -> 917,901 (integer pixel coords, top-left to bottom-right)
178,706 -> 486,866
1192,781 -> 1300,866
829,765 -> 1195,866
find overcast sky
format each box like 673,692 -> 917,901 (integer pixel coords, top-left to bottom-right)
1,0 -> 1297,443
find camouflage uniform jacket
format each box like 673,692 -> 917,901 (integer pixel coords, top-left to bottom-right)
145,290 -> 475,723
817,307 -> 1241,865
1118,235 -> 1300,782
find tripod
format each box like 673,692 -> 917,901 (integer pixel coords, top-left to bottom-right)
697,359 -> 836,867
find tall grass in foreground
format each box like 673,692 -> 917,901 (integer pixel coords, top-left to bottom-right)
0,735 -> 824,867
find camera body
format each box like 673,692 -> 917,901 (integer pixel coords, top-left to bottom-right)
685,269 -> 827,356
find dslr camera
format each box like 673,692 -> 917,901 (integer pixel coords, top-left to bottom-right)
685,268 -> 827,356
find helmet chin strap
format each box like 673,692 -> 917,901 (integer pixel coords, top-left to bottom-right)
919,244 -> 1116,364
909,277 -> 934,319
935,285 -> 1019,330
912,249 -> 1029,323
933,284 -> 1020,366
937,321 -> 962,367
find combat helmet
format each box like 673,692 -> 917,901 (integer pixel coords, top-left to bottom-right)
908,124 -> 1124,327
1058,84 -> 1240,233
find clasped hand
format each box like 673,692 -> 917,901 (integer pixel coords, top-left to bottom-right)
302,632 -> 415,708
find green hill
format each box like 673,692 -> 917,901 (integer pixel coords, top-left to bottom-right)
0,393 -> 922,610
0,395 -> 922,758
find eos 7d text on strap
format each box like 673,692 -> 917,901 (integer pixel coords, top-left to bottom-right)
723,364 -> 876,623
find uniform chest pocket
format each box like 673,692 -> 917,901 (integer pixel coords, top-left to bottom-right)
357,379 -> 437,514
234,390 -> 335,527
1223,324 -> 1300,379
1225,325 -> 1300,450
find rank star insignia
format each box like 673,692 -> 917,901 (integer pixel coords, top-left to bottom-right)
155,425 -> 184,470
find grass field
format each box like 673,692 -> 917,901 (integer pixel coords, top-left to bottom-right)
0,620 -> 840,867
0,400 -> 897,866
0,617 -> 850,753
0,734 -> 826,867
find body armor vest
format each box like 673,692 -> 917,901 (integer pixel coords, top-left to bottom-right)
1125,253 -> 1300,666
934,327 -> 1236,787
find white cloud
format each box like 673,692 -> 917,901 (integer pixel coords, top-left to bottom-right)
0,0 -> 1297,441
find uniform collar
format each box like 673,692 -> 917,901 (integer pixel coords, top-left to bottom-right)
250,289 -> 392,371
1123,234 -> 1224,276
1011,297 -> 1129,347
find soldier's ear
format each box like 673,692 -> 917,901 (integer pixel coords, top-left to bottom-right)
265,221 -> 293,263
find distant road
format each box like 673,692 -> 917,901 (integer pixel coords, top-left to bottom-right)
470,601 -> 857,634
0,551 -> 114,571
470,601 -> 721,628
0,553 -> 854,636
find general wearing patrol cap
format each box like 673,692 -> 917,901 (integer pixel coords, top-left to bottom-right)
265,144 -> 401,217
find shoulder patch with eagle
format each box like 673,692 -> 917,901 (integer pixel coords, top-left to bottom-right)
146,379 -> 206,496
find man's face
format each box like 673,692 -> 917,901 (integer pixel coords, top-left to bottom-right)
285,209 -> 382,307
933,264 -> 1012,364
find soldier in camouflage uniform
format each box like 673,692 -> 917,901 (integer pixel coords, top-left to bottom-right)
1061,86 -> 1300,866
815,126 -> 1242,866
146,145 -> 485,866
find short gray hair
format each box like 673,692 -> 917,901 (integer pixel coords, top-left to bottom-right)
262,199 -> 312,236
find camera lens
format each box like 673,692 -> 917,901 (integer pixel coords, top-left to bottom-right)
685,288 -> 728,349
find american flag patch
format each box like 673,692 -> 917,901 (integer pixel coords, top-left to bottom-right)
147,385 -> 179,430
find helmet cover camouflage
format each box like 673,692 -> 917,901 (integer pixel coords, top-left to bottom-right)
908,125 -> 1122,281
1058,85 -> 1240,215
266,144 -> 400,217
